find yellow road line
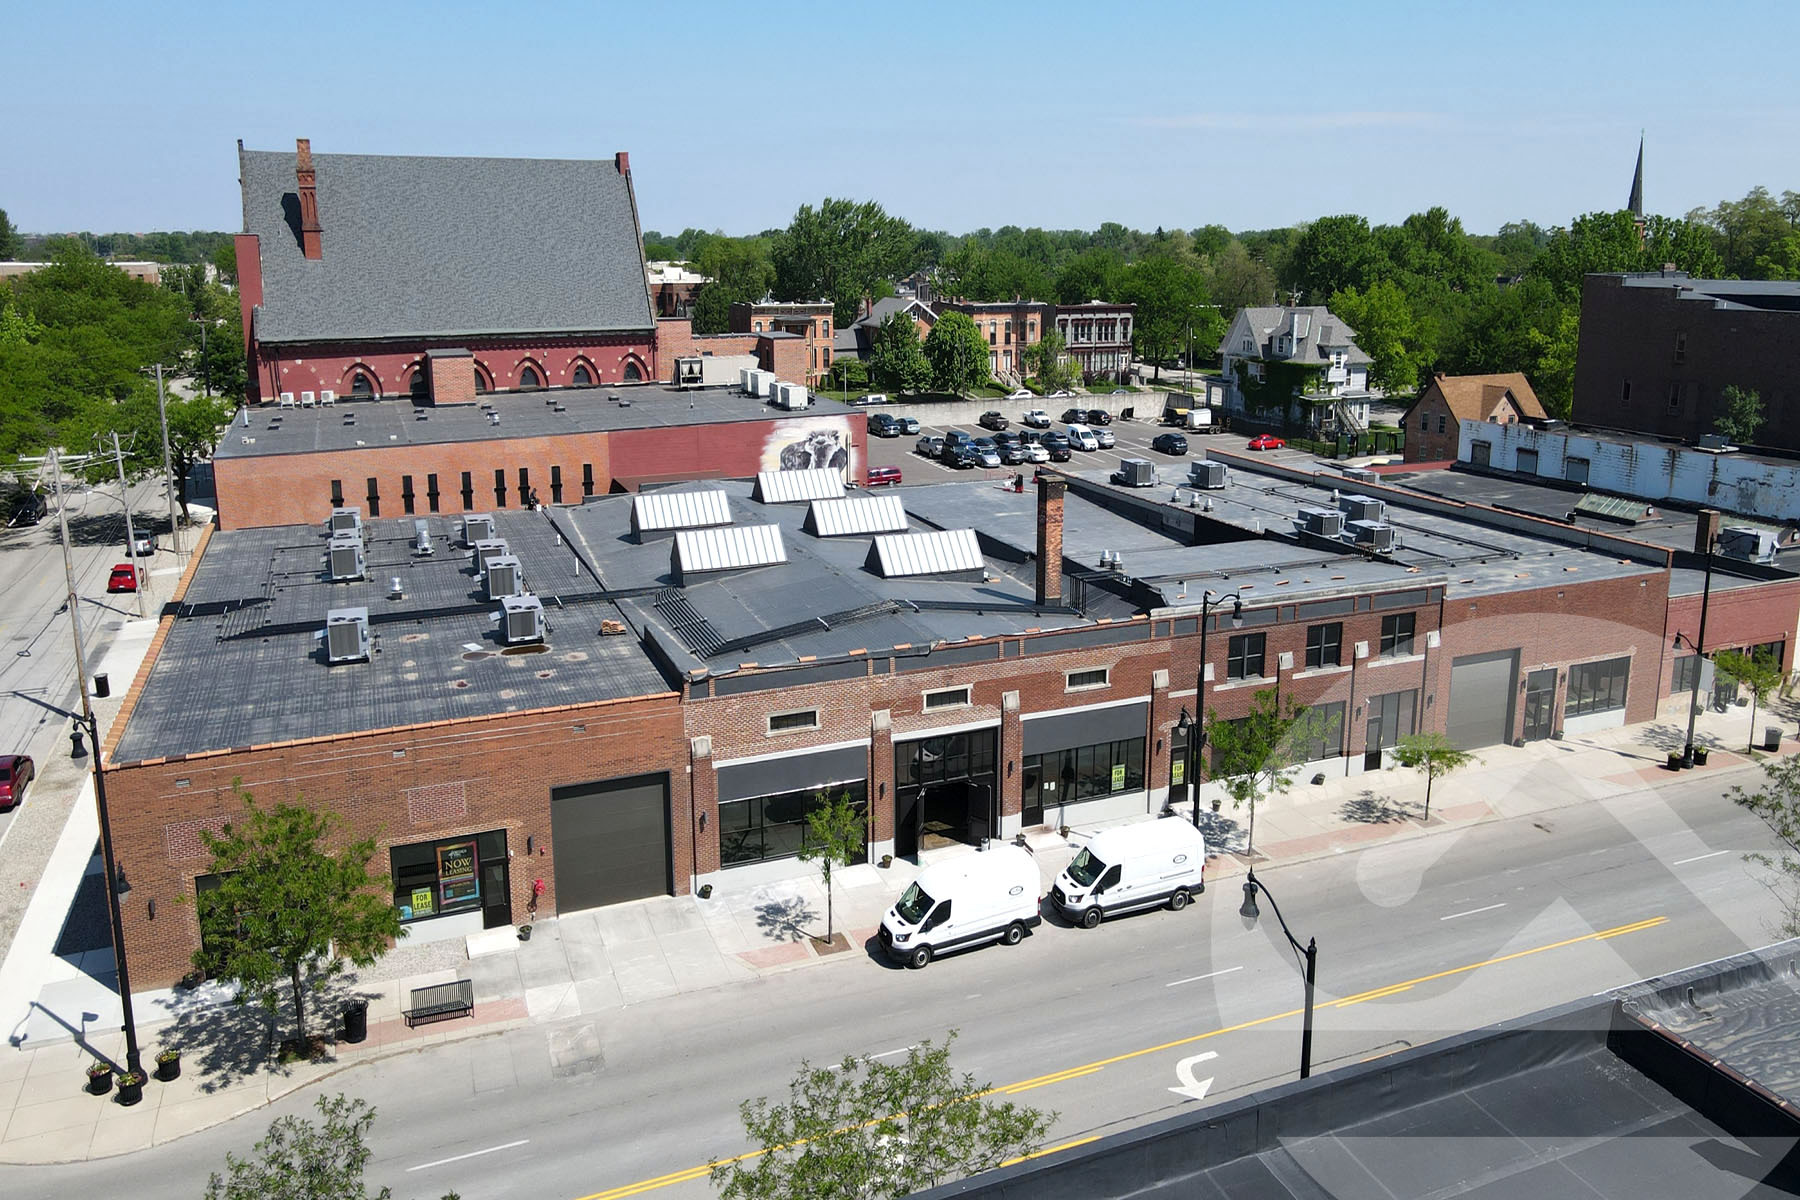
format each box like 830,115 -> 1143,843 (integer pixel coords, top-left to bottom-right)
1000,1135 -> 1101,1167
573,913 -> 1666,1200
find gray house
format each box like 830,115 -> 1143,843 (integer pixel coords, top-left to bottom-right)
1217,305 -> 1375,434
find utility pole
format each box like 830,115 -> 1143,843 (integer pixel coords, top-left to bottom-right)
154,363 -> 183,559
46,449 -> 96,716
107,432 -> 147,619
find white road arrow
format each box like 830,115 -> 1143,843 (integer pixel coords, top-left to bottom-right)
1168,1051 -> 1218,1101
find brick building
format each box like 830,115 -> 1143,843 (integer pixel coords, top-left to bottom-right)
730,301 -> 834,386
1402,372 -> 1548,463
234,139 -> 657,406
1573,271 -> 1800,451
1056,301 -> 1136,383
646,261 -> 708,318
936,300 -> 1055,387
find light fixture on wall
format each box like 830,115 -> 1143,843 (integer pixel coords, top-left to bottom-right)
147,898 -> 156,921
699,811 -> 708,832
526,834 -> 534,855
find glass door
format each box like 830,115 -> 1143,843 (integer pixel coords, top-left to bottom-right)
1523,668 -> 1557,741
480,857 -> 512,929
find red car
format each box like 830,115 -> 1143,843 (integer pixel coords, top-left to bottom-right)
1247,434 -> 1286,450
0,755 -> 33,810
107,563 -> 138,593
865,465 -> 903,487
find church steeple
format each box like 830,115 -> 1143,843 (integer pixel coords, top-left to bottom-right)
1627,135 -> 1644,219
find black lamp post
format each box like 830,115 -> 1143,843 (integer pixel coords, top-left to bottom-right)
1185,589 -> 1244,826
1240,868 -> 1316,1079
81,707 -> 144,1081
1678,535 -> 1718,768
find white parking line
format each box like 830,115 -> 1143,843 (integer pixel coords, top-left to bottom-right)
406,1139 -> 530,1172
1164,965 -> 1242,988
1673,849 -> 1728,866
1440,903 -> 1506,921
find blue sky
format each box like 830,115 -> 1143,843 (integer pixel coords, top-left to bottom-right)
7,0 -> 1795,238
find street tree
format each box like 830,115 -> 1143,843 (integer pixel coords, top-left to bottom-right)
1729,756 -> 1800,938
1120,252 -> 1215,380
773,199 -> 917,328
923,310 -> 990,395
867,310 -> 932,394
207,1095 -> 391,1200
1054,248 -> 1126,305
1023,328 -> 1080,393
1206,240 -> 1278,318
709,1032 -> 1054,1199
1530,210 -> 1723,300
1714,648 -> 1783,753
0,207 -> 21,260
1285,214 -> 1387,304
1206,689 -> 1325,854
1330,280 -> 1428,395
1392,732 -> 1476,821
193,791 -> 404,1049
1713,385 -> 1765,445
797,790 -> 865,945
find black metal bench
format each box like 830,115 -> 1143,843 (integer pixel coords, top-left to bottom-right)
403,979 -> 474,1027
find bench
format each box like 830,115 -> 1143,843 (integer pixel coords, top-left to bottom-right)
403,979 -> 474,1027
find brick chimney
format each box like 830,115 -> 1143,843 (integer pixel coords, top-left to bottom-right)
615,151 -> 630,174
1696,507 -> 1722,555
296,138 -> 322,259
1035,475 -> 1065,607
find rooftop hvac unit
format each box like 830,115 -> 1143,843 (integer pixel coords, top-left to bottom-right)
744,369 -> 772,397
1719,526 -> 1777,564
1112,458 -> 1156,487
484,556 -> 523,599
1338,494 -> 1387,523
1341,467 -> 1378,484
461,514 -> 495,546
773,382 -> 810,410
499,594 -> 545,645
413,519 -> 433,556
326,535 -> 365,581
1347,520 -> 1397,553
1299,507 -> 1345,537
472,538 -> 509,573
327,506 -> 361,535
676,357 -> 705,388
1187,460 -> 1229,489
322,607 -> 370,664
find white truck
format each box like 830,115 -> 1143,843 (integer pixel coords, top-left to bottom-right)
878,846 -> 1042,968
1050,816 -> 1207,928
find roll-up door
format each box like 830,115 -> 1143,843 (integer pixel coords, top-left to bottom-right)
1446,651 -> 1518,750
550,773 -> 671,912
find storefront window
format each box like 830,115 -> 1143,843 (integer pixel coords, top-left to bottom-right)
720,783 -> 869,867
391,830 -> 506,923
1567,657 -> 1630,717
1022,737 -> 1144,805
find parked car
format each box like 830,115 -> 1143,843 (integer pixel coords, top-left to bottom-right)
879,844 -> 1041,968
1051,817 -> 1206,928
895,416 -> 920,435
0,754 -> 33,811
1086,409 -> 1113,426
866,465 -> 903,487
1006,388 -> 1035,402
1041,432 -> 1072,461
1022,442 -> 1049,464
971,445 -> 1002,468
1021,409 -> 1052,429
1048,390 -> 1075,399
4,488 -> 46,528
1151,433 -> 1189,455
1093,428 -> 1116,449
1065,424 -> 1100,452
1247,434 -> 1286,450
1060,407 -> 1088,424
916,435 -> 945,458
107,563 -> 138,593
945,446 -> 978,469
997,441 -> 1030,466
129,531 -> 156,556
868,413 -> 901,437
978,411 -> 1008,431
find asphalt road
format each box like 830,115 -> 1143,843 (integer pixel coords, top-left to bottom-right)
3,766 -> 1785,1200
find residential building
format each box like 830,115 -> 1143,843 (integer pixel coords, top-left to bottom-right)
835,295 -> 937,363
729,301 -> 834,386
234,140 -> 657,406
1572,271 -> 1800,451
646,261 -> 708,318
938,300 -> 1054,386
1217,306 -> 1373,434
1401,372 -> 1547,463
1055,301 -> 1135,383
0,260 -> 168,285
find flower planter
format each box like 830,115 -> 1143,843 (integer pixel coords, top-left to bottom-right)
116,1072 -> 145,1106
1694,748 -> 1710,766
517,924 -> 533,941
1667,751 -> 1684,771
155,1051 -> 181,1082
86,1064 -> 113,1096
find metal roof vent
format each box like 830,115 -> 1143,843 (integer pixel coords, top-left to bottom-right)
867,529 -> 984,579
1720,526 -> 1777,564
321,607 -> 370,664
461,514 -> 495,546
326,534 -> 365,581
753,468 -> 846,504
327,506 -> 362,536
413,519 -> 433,556
498,594 -> 546,645
485,556 -> 523,600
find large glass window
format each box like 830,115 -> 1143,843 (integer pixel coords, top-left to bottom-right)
1367,690 -> 1417,750
1380,613 -> 1416,658
1227,633 -> 1266,680
390,830 -> 506,923
720,782 -> 868,867
1022,737 -> 1145,804
1292,701 -> 1345,763
1305,622 -> 1342,669
1567,657 -> 1630,717
1673,654 -> 1699,695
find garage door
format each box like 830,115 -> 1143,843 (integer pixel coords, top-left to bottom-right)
1446,651 -> 1519,750
550,773 -> 671,912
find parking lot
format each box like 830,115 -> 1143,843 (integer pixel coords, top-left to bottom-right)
859,400 -> 1312,486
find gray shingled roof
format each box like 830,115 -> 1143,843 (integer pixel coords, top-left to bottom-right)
240,146 -> 655,343
1226,305 -> 1373,366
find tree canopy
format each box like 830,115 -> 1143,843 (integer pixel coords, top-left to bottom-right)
868,310 -> 932,394
923,310 -> 990,395
773,199 -> 919,328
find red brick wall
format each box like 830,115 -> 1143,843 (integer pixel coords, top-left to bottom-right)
250,333 -> 655,405
1666,577 -> 1800,681
105,692 -> 684,990
654,317 -> 760,381
428,353 -> 477,407
765,336 -> 808,385
235,233 -> 263,407
1404,393 -> 1459,462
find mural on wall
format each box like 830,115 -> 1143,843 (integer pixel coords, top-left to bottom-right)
764,417 -> 854,474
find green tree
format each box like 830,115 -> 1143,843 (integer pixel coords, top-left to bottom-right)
868,310 -> 932,393
709,1033 -> 1054,1199
193,791 -> 404,1047
773,199 -> 917,328
1713,385 -> 1765,445
1206,690 -> 1324,854
1285,214 -> 1387,304
1530,210 -> 1723,300
1121,252 -> 1215,381
1023,328 -> 1080,393
1054,248 -> 1126,305
1330,280 -> 1428,395
0,207 -> 21,260
1754,230 -> 1800,281
1391,732 -> 1476,821
797,790 -> 865,944
923,310 -> 990,395
1688,187 -> 1800,279
689,283 -> 734,336
206,1094 -> 391,1200
1206,241 -> 1277,319
1729,756 -> 1800,938
1714,648 -> 1783,754
212,240 -> 238,284
90,388 -> 235,517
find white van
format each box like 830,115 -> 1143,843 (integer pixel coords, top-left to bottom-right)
1065,423 -> 1100,452
878,845 -> 1042,968
1051,817 -> 1207,928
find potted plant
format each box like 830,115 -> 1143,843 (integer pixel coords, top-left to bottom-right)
1667,751 -> 1683,771
879,854 -> 893,869
86,1060 -> 113,1095
155,1047 -> 181,1082
517,923 -> 532,942
1694,747 -> 1710,766
116,1070 -> 146,1106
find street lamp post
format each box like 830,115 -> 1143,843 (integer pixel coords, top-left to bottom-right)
1240,868 -> 1317,1079
1679,536 -> 1718,769
1184,589 -> 1244,826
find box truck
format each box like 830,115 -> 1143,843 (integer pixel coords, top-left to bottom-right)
1050,816 -> 1207,928
878,846 -> 1042,968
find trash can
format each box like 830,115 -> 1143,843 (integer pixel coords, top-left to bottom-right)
343,999 -> 368,1044
1766,727 -> 1783,752
93,673 -> 110,699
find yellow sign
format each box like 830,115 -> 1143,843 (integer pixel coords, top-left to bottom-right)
410,887 -> 435,917
1170,759 -> 1185,785
1111,763 -> 1127,790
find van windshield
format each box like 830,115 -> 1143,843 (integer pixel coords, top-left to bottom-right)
1066,848 -> 1108,888
895,883 -> 935,925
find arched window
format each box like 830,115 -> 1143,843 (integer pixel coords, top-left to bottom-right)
351,371 -> 374,396
409,367 -> 427,398
571,363 -> 594,387
623,361 -> 643,383
519,365 -> 542,390
474,366 -> 490,394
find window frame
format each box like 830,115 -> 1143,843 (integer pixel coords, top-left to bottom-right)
1305,622 -> 1342,670
1065,667 -> 1110,692
1379,613 -> 1416,658
922,685 -> 972,712
1566,656 -> 1630,717
1226,632 -> 1267,681
767,709 -> 820,734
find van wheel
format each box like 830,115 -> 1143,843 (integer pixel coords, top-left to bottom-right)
1169,888 -> 1190,912
1002,921 -> 1026,946
1080,907 -> 1103,929
907,945 -> 932,970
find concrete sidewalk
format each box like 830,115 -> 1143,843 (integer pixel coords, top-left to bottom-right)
0,687 -> 1792,1163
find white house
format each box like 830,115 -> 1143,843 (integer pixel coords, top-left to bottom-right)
1217,306 -> 1375,434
